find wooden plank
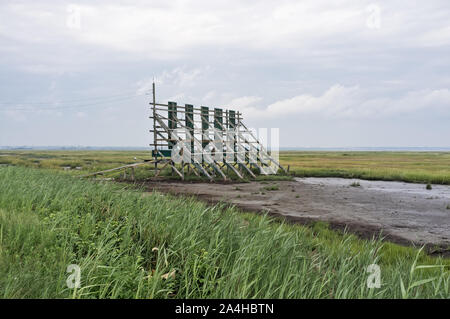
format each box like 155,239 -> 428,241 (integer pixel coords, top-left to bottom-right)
238,162 -> 256,178
201,106 -> 209,149
80,162 -> 149,178
168,101 -> 177,149
171,164 -> 184,180
172,113 -> 226,181
154,161 -> 170,177
239,121 -> 286,173
185,104 -> 194,154
224,162 -> 244,179
193,162 -> 213,181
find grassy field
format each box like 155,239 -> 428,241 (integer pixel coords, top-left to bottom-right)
0,166 -> 449,298
1,150 -> 449,184
0,150 -> 449,298
281,151 -> 450,185
0,150 -> 150,173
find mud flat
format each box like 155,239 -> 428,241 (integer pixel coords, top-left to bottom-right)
144,177 -> 450,251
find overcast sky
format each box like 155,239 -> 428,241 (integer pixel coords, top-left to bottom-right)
1,0 -> 449,147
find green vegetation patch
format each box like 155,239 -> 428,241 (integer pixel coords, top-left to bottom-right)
281,151 -> 450,185
2,150 -> 449,184
0,166 -> 449,298
261,184 -> 280,191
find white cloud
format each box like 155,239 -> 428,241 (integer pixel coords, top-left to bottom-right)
202,90 -> 216,102
3,110 -> 27,122
136,66 -> 210,94
2,0 -> 450,62
228,96 -> 262,108
418,25 -> 450,47
166,93 -> 186,103
238,85 -> 450,119
19,64 -> 66,75
1,1 -> 450,147
157,66 -> 211,87
135,78 -> 154,96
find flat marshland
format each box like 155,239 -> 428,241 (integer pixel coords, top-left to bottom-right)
1,150 -> 450,184
281,151 -> 450,185
0,150 -> 449,298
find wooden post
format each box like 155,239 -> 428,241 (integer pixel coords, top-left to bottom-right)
152,82 -> 158,175
168,101 -> 177,176
201,106 -> 209,150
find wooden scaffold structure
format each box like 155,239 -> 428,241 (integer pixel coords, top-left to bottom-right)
149,83 -> 286,181
82,82 -> 285,181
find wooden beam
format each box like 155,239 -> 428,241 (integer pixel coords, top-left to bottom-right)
80,162 -> 150,178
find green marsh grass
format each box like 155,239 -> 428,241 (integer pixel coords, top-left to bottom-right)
261,184 -> 280,191
0,166 -> 449,298
2,150 -> 449,184
281,151 -> 450,185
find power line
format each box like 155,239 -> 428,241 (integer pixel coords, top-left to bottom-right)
0,94 -> 144,112
0,91 -> 146,107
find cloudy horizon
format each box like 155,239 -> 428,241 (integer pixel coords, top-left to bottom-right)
1,1 -> 450,148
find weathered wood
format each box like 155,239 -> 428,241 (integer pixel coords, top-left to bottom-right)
224,162 -> 244,179
154,161 -> 170,177
171,164 -> 184,180
149,84 -> 281,180
80,162 -> 150,178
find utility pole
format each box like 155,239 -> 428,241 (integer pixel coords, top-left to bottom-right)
152,81 -> 157,174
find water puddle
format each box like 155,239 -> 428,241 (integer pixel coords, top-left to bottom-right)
295,177 -> 450,200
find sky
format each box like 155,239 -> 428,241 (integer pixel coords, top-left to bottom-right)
0,0 -> 449,148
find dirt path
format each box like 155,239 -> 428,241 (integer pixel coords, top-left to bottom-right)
143,177 -> 450,251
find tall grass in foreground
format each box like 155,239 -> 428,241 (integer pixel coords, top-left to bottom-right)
0,166 -> 449,298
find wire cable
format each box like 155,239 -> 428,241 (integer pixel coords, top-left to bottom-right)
0,90 -> 146,107
0,94 -> 145,112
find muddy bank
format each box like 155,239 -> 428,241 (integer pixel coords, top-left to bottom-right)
142,177 -> 450,254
